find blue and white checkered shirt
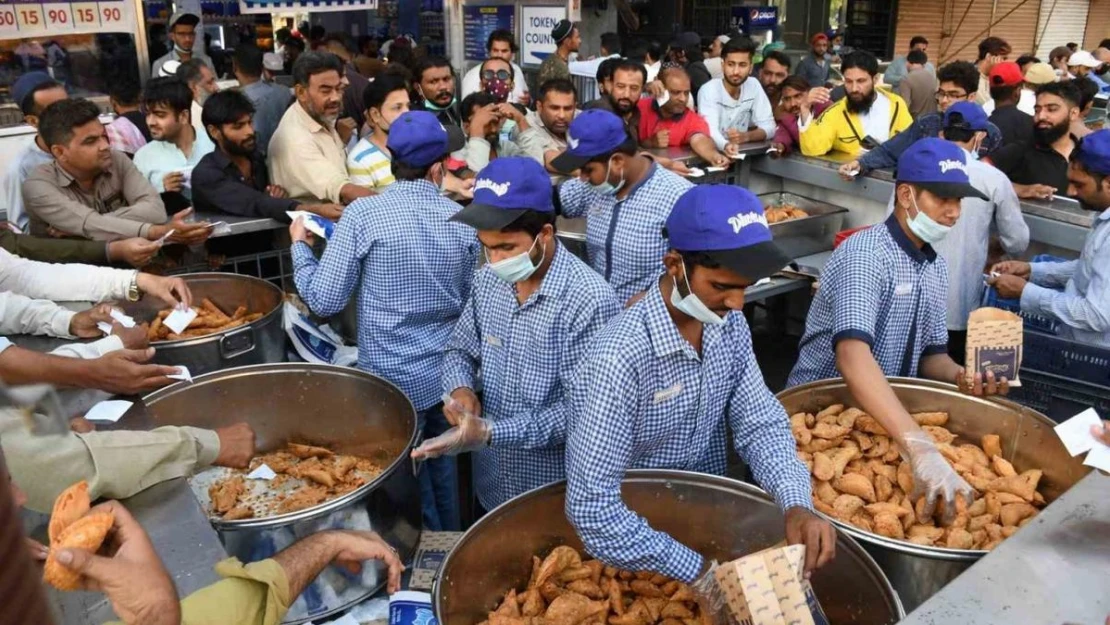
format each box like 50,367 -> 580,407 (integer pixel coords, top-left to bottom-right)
442,243 -> 620,510
1022,207 -> 1110,347
558,164 -> 692,303
788,216 -> 950,386
565,281 -> 813,582
291,180 -> 480,411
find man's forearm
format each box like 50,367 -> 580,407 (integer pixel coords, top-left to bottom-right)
919,353 -> 962,384
836,340 -> 920,444
339,183 -> 374,205
0,345 -> 93,388
271,531 -> 340,599
690,135 -> 720,162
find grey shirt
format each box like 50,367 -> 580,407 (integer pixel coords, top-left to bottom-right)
241,79 -> 292,156
794,55 -> 830,89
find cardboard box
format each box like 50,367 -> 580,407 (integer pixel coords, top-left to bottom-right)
408,532 -> 464,591
714,544 -> 829,625
965,307 -> 1023,387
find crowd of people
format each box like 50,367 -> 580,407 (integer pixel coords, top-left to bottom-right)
3,10 -> 1110,624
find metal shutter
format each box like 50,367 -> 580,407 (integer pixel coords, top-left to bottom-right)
896,0 -> 1041,64
1035,0 -> 1091,57
1084,0 -> 1110,48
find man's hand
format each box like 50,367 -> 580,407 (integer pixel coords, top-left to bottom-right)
987,273 -> 1028,299
70,416 -> 96,433
107,238 -> 160,268
770,142 -> 787,158
956,369 -> 1009,397
991,260 -> 1031,279
902,431 -> 975,524
327,530 -> 405,593
443,173 -> 475,200
517,91 -> 531,107
411,416 -> 491,460
336,117 -> 358,145
653,129 -> 670,148
69,303 -> 114,338
87,348 -> 180,395
985,54 -> 1004,73
838,161 -> 861,181
53,501 -> 181,625
660,158 -> 691,176
784,506 -> 836,576
1015,183 -> 1055,200
306,203 -> 344,221
290,217 -> 315,245
496,103 -> 524,123
149,208 -> 212,245
646,80 -> 665,98
135,273 -> 192,308
726,129 -> 745,145
25,537 -> 48,561
443,387 -> 481,426
213,423 -> 256,468
1091,421 -> 1110,446
724,143 -> 741,157
266,185 -> 289,199
162,172 -> 185,193
111,322 -> 150,350
469,105 -> 500,138
807,87 -> 832,106
706,152 -> 730,168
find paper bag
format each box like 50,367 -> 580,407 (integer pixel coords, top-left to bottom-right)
965,307 -> 1023,387
714,544 -> 829,625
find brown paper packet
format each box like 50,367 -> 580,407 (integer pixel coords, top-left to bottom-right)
713,543 -> 829,625
965,307 -> 1023,387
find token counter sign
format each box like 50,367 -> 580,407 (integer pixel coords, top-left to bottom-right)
0,0 -> 135,38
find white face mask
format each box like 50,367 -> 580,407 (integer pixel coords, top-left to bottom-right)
669,259 -> 725,325
906,191 -> 953,244
487,235 -> 544,283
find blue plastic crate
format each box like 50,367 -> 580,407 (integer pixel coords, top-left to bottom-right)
1009,369 -> 1110,424
980,254 -> 1070,334
1022,331 -> 1110,387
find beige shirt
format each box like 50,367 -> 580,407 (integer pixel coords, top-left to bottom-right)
22,150 -> 167,241
515,110 -> 572,184
267,101 -> 349,204
976,72 -> 991,105
1,408 -> 220,513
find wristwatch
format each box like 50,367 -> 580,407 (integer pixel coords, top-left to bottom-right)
127,271 -> 142,302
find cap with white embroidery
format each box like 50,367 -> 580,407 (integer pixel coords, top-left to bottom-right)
449,157 -> 554,230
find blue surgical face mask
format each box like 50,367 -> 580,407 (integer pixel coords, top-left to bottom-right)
669,259 -> 725,325
487,235 -> 544,283
907,191 -> 952,244
422,93 -> 458,112
591,156 -> 626,196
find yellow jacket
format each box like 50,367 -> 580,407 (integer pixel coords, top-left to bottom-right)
799,88 -> 914,157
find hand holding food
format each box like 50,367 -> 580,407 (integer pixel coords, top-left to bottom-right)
43,481 -> 113,591
783,506 -> 836,575
902,430 -> 976,523
956,368 -> 1008,397
411,415 -> 491,460
213,423 -> 257,468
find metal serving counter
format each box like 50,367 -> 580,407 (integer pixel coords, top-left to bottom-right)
195,210 -> 285,239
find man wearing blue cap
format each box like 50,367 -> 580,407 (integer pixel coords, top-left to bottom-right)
565,184 -> 834,585
3,72 -> 66,232
990,129 -> 1110,347
290,110 -> 476,531
551,109 -> 693,304
409,157 -> 620,511
790,138 -> 1006,521
886,102 -> 1028,362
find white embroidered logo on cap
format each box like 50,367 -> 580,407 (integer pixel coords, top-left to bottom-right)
938,159 -> 966,174
474,179 -> 512,196
727,211 -> 769,234
567,133 -> 580,150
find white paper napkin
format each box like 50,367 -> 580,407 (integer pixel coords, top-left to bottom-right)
163,307 -> 198,334
110,309 -> 136,327
246,463 -> 277,480
208,221 -> 232,236
685,167 -> 705,178
85,400 -> 133,423
155,228 -> 176,246
706,166 -> 728,173
168,366 -> 193,383
1054,408 -> 1104,457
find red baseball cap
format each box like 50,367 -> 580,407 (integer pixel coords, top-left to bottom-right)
811,33 -> 828,45
989,61 -> 1023,87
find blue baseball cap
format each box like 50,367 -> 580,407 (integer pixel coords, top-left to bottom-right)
665,185 -> 791,281
386,111 -> 466,168
551,109 -> 634,173
450,157 -> 554,230
12,72 -> 57,115
1077,129 -> 1110,176
895,137 -> 988,200
943,101 -> 989,132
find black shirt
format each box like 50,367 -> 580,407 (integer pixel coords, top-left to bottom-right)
987,136 -> 1075,193
583,97 -> 641,144
191,149 -> 299,220
988,105 -> 1033,149
121,110 -> 152,142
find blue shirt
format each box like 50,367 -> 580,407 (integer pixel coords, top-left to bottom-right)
859,113 -> 1002,173
291,180 -> 480,411
441,243 -> 620,510
789,216 -> 949,386
565,281 -> 812,582
241,80 -> 292,156
1022,208 -> 1110,346
132,130 -> 215,200
558,164 -> 692,303
3,139 -> 52,231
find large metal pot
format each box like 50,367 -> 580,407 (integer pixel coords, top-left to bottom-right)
776,377 -> 1090,612
435,471 -> 905,625
141,363 -> 423,624
120,273 -> 285,375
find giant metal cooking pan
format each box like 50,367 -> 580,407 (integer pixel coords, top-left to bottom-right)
435,471 -> 905,625
777,377 -> 1090,612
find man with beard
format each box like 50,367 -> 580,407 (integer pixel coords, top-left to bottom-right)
697,36 -> 775,154
150,10 -> 213,80
268,52 -> 373,205
193,90 -> 342,220
770,76 -> 830,156
794,33 -> 831,90
414,56 -> 463,129
323,33 -> 371,134
176,59 -> 220,141
799,50 -> 912,157
989,130 -> 1110,347
512,78 -> 578,182
134,77 -> 215,212
347,74 -> 410,190
537,20 -> 580,88
839,61 -> 1003,177
637,67 -> 730,168
1067,50 -> 1110,93
985,80 -> 1081,200
584,61 -> 647,144
758,49 -> 791,94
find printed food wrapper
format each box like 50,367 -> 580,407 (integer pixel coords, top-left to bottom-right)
965,307 -> 1023,387
714,543 -> 829,625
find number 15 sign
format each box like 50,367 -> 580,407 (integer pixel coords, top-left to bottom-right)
0,0 -> 135,39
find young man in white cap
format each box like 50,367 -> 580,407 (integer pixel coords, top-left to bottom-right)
151,10 -> 213,79
565,183 -> 834,586
1067,50 -> 1110,93
410,157 -> 620,512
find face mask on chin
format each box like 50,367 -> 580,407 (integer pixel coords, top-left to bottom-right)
669,259 -> 725,325
590,155 -> 626,196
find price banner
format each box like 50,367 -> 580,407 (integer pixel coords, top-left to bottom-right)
0,0 -> 135,38
239,0 -> 376,15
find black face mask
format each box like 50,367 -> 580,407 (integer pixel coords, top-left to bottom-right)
1033,118 -> 1070,145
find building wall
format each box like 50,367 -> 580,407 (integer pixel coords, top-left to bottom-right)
893,0 -> 1040,64
1085,0 -> 1110,48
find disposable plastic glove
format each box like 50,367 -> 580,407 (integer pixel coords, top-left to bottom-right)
689,560 -> 731,625
410,416 -> 492,460
902,430 -> 975,523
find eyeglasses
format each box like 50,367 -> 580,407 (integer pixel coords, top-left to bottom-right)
481,69 -> 511,81
935,89 -> 968,101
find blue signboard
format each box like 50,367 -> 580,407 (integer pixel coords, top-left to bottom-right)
730,6 -> 778,32
464,5 -> 516,62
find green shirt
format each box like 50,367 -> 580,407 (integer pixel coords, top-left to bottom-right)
536,53 -> 570,87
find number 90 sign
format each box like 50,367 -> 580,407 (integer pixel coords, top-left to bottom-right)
0,1 -> 131,36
